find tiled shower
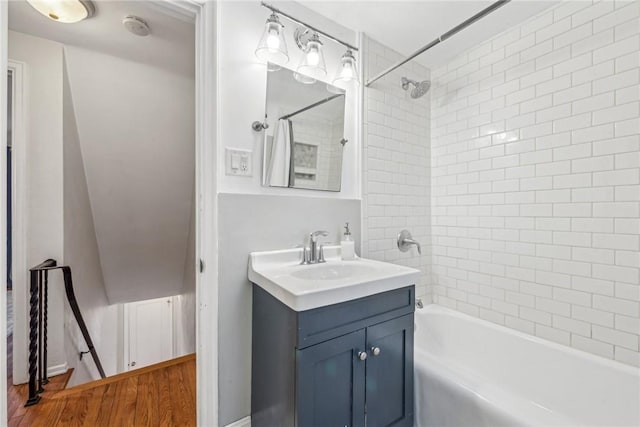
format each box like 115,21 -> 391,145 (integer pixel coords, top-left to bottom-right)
364,0 -> 639,366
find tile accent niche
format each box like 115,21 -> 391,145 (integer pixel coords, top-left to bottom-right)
363,36 -> 432,299
431,0 -> 639,366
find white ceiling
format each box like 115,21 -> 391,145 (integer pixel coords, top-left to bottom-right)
8,0 -> 194,77
303,0 -> 560,75
8,0 -> 558,79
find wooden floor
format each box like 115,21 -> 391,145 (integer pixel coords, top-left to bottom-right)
7,354 -> 196,427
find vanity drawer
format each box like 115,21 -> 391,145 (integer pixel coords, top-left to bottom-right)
297,286 -> 415,348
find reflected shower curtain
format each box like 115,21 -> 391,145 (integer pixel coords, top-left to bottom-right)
266,119 -> 294,187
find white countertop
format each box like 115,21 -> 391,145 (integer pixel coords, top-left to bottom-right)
248,246 -> 421,311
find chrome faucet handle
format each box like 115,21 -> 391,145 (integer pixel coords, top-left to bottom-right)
310,230 -> 330,242
308,231 -> 329,263
397,229 -> 422,255
404,238 -> 422,255
296,243 -> 312,265
300,246 -> 311,265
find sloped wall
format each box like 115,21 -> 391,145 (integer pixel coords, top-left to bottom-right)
62,56 -> 120,385
63,46 -> 195,304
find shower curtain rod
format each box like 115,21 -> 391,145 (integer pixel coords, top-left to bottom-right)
279,93 -> 345,120
365,0 -> 511,87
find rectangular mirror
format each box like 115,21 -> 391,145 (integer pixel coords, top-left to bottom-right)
262,64 -> 346,192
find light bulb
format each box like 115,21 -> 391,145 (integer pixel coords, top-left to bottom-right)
266,30 -> 280,51
306,49 -> 320,66
341,63 -> 354,79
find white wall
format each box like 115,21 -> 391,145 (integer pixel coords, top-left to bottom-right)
217,1 -> 360,198
431,1 -> 639,366
215,4 -> 363,425
8,30 -> 67,382
62,59 -> 120,385
363,36 -> 432,298
63,46 -> 195,304
217,193 -> 361,426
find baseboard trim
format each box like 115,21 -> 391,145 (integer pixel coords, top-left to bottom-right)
47,362 -> 69,378
225,416 -> 251,427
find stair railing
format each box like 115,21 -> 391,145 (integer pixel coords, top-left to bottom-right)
25,259 -> 106,406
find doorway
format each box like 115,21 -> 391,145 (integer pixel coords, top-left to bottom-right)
2,2 -> 218,425
5,68 -> 13,393
7,0 -> 196,410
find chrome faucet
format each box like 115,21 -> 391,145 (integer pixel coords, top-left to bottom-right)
301,230 -> 329,264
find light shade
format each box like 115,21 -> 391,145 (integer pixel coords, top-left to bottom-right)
26,0 -> 94,23
296,33 -> 326,80
332,49 -> 359,89
293,73 -> 316,85
255,13 -> 289,69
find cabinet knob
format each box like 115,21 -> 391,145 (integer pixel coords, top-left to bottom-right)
357,351 -> 367,361
371,347 -> 381,356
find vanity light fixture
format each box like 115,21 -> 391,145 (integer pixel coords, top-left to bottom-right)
26,0 -> 95,23
332,49 -> 360,88
257,2 -> 359,86
255,13 -> 289,70
296,32 -> 327,80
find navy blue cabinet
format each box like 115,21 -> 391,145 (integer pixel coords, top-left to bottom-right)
365,315 -> 414,427
297,330 -> 366,427
251,285 -> 415,427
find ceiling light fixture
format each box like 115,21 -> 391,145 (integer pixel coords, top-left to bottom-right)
255,13 -> 289,70
26,0 -> 95,23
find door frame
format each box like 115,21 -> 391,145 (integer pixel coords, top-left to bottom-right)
6,59 -> 28,385
0,1 -> 219,426
1,2 -> 9,420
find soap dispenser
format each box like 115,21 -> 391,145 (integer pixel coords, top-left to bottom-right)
341,222 -> 356,261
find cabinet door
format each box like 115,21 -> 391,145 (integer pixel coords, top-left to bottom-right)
365,314 -> 414,427
296,329 -> 366,427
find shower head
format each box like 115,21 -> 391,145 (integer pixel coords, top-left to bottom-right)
401,77 -> 431,99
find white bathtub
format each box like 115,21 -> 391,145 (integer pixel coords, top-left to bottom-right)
414,305 -> 640,427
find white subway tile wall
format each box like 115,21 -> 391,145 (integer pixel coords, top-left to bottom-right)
431,0 -> 639,366
363,37 -> 431,299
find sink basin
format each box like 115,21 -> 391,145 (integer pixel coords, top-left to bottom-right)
290,263 -> 373,281
248,245 -> 420,311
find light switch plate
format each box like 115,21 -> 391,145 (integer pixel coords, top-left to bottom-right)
225,148 -> 253,177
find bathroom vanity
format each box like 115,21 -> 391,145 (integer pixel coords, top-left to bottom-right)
249,247 -> 418,427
